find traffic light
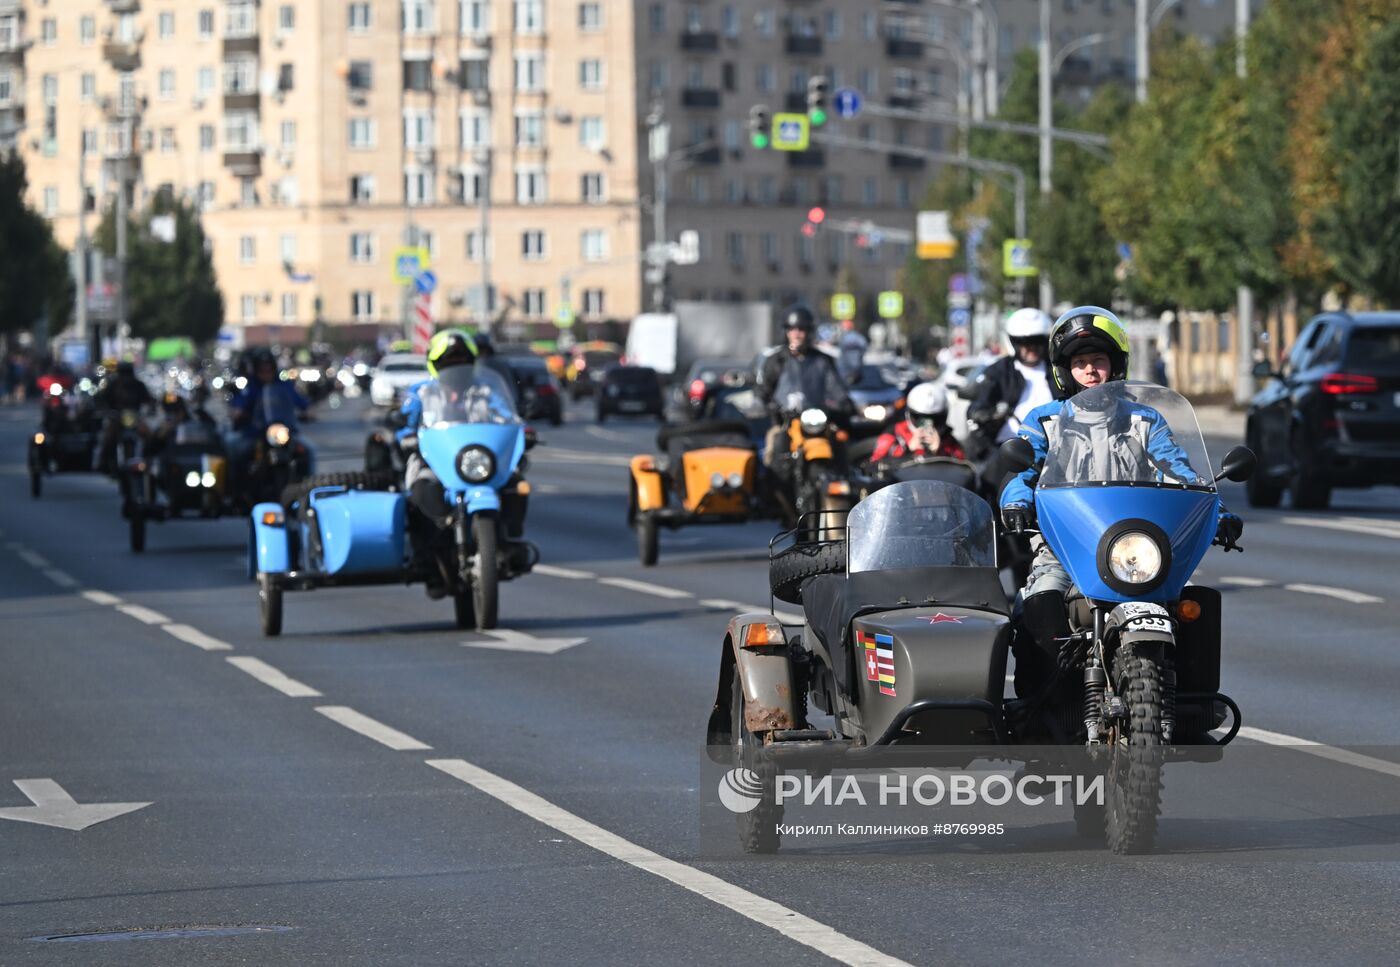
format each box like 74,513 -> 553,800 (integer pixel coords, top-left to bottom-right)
748,104 -> 771,149
807,76 -> 830,127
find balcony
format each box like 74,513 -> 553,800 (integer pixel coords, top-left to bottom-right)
784,34 -> 822,56
887,93 -> 920,110
680,87 -> 720,109
679,30 -> 719,52
682,144 -> 721,166
786,149 -> 825,169
102,30 -> 143,71
224,89 -> 260,112
0,0 -> 21,14
886,38 -> 924,59
106,0 -> 140,12
888,151 -> 925,170
223,32 -> 259,55
223,148 -> 262,176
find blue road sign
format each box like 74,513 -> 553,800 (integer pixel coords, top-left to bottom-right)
949,308 -> 972,328
834,88 -> 862,120
414,269 -> 438,295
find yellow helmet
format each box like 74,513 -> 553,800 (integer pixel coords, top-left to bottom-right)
426,329 -> 478,377
1047,306 -> 1130,396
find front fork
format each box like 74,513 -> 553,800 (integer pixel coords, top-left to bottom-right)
1081,611 -> 1177,746
453,495 -> 473,586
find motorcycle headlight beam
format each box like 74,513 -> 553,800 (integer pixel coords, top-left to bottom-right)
265,423 -> 292,447
1096,519 -> 1172,595
456,446 -> 495,484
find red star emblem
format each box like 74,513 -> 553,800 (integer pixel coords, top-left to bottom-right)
926,613 -> 963,624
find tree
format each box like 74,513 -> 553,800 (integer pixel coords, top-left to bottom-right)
96,194 -> 224,343
0,153 -> 75,336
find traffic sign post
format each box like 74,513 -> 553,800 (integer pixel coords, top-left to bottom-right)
1002,238 -> 1039,277
772,113 -> 811,152
413,269 -> 438,295
830,293 -> 856,321
877,291 -> 903,319
833,88 -> 862,120
949,307 -> 972,328
556,303 -> 575,328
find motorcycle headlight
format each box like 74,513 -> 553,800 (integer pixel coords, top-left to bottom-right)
185,470 -> 201,488
862,404 -> 887,422
201,471 -> 217,488
48,383 -> 63,397
265,423 -> 292,447
456,446 -> 495,483
799,407 -> 828,436
1107,532 -> 1163,585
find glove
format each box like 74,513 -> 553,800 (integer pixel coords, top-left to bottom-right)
1214,512 -> 1243,551
1002,502 -> 1035,535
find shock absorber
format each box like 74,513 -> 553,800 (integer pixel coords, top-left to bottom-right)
1161,662 -> 1177,745
1083,660 -> 1107,744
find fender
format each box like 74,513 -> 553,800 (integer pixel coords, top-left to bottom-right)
705,614 -> 798,759
464,486 -> 501,515
251,502 -> 290,574
629,454 -> 666,512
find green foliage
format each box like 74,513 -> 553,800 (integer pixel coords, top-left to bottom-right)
96,194 -> 224,343
0,153 -> 75,335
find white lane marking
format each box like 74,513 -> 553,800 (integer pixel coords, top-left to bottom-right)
700,598 -> 749,611
161,623 -> 234,652
2,540 -> 20,551
1281,516 -> 1400,539
583,425 -> 632,443
315,706 -> 432,751
81,590 -> 124,606
464,629 -> 587,655
1237,727 -> 1400,781
115,604 -> 171,625
699,600 -> 805,624
1284,583 -> 1383,605
1220,576 -> 1273,587
534,448 -> 633,468
534,564 -> 597,580
41,568 -> 80,589
226,656 -> 322,697
425,758 -> 911,967
17,549 -> 50,568
597,577 -> 694,600
0,778 -> 152,832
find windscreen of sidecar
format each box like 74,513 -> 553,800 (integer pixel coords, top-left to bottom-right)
419,365 -> 521,427
1036,381 -> 1214,491
847,480 -> 996,572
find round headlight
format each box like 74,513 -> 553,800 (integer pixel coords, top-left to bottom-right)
799,407 -> 828,436
1108,532 -> 1163,585
710,472 -> 726,489
265,423 -> 291,447
185,471 -> 201,488
727,472 -> 743,488
201,471 -> 217,488
48,383 -> 63,397
862,404 -> 887,422
456,446 -> 495,483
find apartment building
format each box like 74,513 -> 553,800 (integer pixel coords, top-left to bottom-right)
9,1 -> 1248,342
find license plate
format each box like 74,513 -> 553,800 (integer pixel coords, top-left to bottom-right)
619,401 -> 646,412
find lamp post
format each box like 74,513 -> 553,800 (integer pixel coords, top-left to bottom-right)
473,146 -> 493,331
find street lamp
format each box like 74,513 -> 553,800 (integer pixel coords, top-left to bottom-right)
1136,0 -> 1182,103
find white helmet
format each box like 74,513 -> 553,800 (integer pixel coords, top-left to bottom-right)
1004,307 -> 1053,340
905,382 -> 948,421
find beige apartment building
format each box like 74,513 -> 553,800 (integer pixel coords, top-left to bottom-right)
5,0 -> 1248,344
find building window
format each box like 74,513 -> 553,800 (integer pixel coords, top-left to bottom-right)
579,116 -> 604,149
465,229 -> 491,261
280,234 -> 297,263
199,9 -> 216,39
721,5 -> 739,37
581,229 -> 608,262
348,61 -> 373,90
755,63 -> 774,94
582,288 -> 605,317
515,166 -> 546,203
761,233 -> 779,264
521,229 -> 546,260
421,231 -> 438,260
275,176 -> 299,207
348,118 -> 376,148
580,59 -> 605,90
40,18 -> 55,45
455,168 -> 485,203
81,128 -> 98,155
514,53 -> 544,91
402,109 -> 434,147
403,0 -> 436,34
862,177 -> 878,206
80,73 -> 96,101
462,0 -> 490,35
514,109 -> 543,147
514,0 -> 543,34
755,10 -> 774,36
278,5 -> 296,32
460,57 -> 489,90
241,295 -> 257,323
404,167 -> 435,206
581,172 -> 605,203
199,124 -> 215,151
80,16 -> 96,44
858,68 -> 878,95
160,128 -> 176,152
861,12 -> 878,41
226,1 -> 257,38
239,236 -> 257,264
352,291 -> 376,321
459,110 -> 489,147
349,2 -> 372,31
725,232 -> 745,264
159,11 -> 176,38
522,288 -> 545,317
685,5 -> 703,32
281,121 -> 297,148
350,174 -> 376,203
196,182 -> 215,209
224,112 -> 259,151
350,232 -> 376,263
159,69 -> 176,100
42,187 -> 57,216
647,61 -> 668,94
688,174 -> 710,204
648,3 -> 665,34
825,11 -> 842,39
240,177 -> 259,206
281,293 -> 297,322
225,57 -> 258,95
403,57 -> 433,92
797,233 -> 815,265
578,3 -> 602,31
198,66 -> 215,98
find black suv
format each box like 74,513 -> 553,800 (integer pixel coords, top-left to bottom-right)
597,366 -> 664,422
1245,312 -> 1400,509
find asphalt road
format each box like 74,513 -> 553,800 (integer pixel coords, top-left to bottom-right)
2,394 -> 1400,966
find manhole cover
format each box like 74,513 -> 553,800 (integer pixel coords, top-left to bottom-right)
32,925 -> 294,943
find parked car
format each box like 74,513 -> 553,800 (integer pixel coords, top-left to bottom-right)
502,354 -> 563,426
567,342 -> 625,400
677,357 -> 753,420
369,353 -> 429,408
597,365 -> 664,422
1246,312 -> 1400,509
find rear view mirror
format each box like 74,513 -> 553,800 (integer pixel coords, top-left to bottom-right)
1213,445 -> 1256,483
998,436 -> 1036,475
385,408 -> 408,430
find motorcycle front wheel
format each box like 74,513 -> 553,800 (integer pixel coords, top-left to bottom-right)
1104,643 -> 1165,854
471,513 -> 499,630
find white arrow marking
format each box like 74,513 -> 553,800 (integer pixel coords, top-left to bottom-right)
465,629 -> 588,655
0,779 -> 152,831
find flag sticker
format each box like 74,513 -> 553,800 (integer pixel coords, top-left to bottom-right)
857,630 -> 880,682
875,632 -> 896,697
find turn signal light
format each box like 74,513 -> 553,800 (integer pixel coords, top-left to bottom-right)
744,623 -> 783,647
834,430 -> 849,442
827,481 -> 851,496
33,432 -> 45,445
1175,599 -> 1202,623
515,481 -> 532,496
1320,373 -> 1378,394
261,510 -> 284,526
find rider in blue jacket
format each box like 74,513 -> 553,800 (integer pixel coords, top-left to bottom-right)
998,308 -> 1243,704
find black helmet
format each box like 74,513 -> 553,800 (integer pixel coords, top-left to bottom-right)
784,304 -> 816,333
472,331 -> 495,356
116,361 -> 136,378
1047,306 -> 1130,397
426,329 -> 479,377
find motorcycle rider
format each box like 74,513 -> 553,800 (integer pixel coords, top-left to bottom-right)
227,350 -> 314,492
756,305 -> 853,469
967,308 -> 1055,456
96,361 -> 155,472
998,307 -> 1244,712
870,382 -> 966,463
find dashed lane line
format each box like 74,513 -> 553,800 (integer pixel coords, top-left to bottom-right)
81,590 -> 123,606
1281,516 -> 1400,540
1220,576 -> 1273,588
41,568 -> 80,589
425,758 -> 912,967
161,623 -> 234,652
1220,576 -> 1383,604
315,706 -> 432,751
115,603 -> 172,626
227,656 -> 322,698
597,576 -> 696,600
1237,727 -> 1400,781
533,564 -> 597,580
16,549 -> 50,568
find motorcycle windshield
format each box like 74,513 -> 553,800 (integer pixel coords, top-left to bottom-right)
847,480 -> 996,573
1037,381 -> 1214,490
418,364 -> 520,428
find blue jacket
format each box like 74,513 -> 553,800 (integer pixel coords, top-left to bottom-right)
999,398 -> 1208,509
396,378 -> 432,442
230,380 -> 309,438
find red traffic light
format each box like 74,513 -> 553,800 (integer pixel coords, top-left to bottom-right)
807,206 -> 826,225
